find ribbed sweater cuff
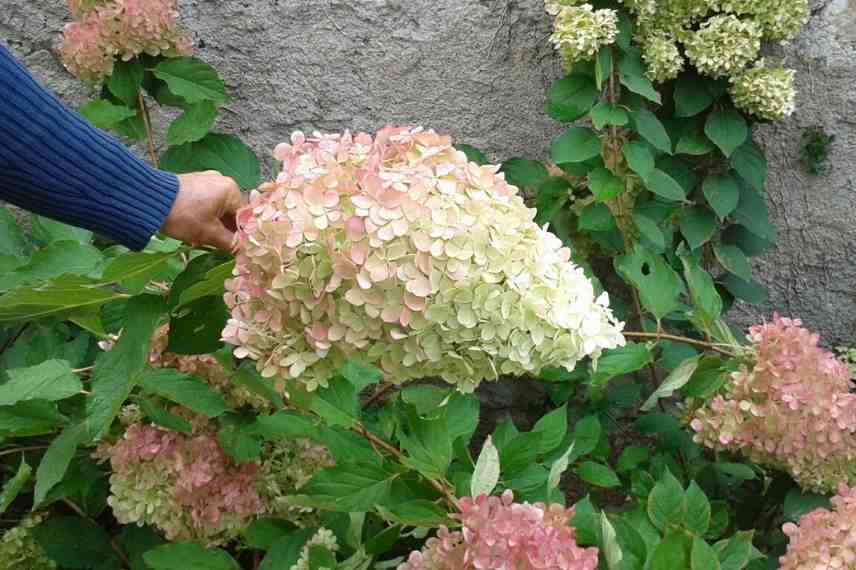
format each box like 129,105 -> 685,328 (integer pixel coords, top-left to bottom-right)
115,168 -> 180,251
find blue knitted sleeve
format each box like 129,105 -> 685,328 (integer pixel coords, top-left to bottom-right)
0,44 -> 178,251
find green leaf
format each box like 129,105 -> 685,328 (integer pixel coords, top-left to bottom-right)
455,144 -> 488,165
641,355 -> 700,412
720,274 -> 767,304
588,167 -> 625,201
0,209 -> 28,259
112,112 -> 146,141
471,435 -> 501,497
615,245 -> 682,320
79,100 -> 138,130
138,369 -> 229,418
685,481 -> 711,536
617,446 -> 649,473
680,254 -> 723,328
218,420 -> 263,463
578,203 -> 616,232
0,241 -> 103,291
0,360 -> 82,405
534,177 -> 571,225
381,500 -> 448,526
729,140 -> 767,191
119,526 -> 166,570
680,207 -> 717,250
571,415 -> 602,459
107,59 -> 144,106
592,343 -> 653,386
160,133 -> 260,189
622,140 -> 655,180
634,212 -> 666,252
169,253 -> 232,310
692,537 -> 721,570
139,397 -> 193,434
300,462 -> 395,512
0,457 -> 31,513
259,529 -> 316,570
399,406 -> 452,479
651,531 -> 692,569
175,260 -> 235,309
546,75 -> 600,122
631,109 -> 671,154
644,169 -> 686,201
601,512 -> 624,570
733,184 -> 776,242
618,49 -> 661,104
714,463 -> 756,481
144,542 -> 240,570
577,461 -> 620,488
532,404 -> 568,454
648,470 -> 685,531
152,57 -> 228,104
547,442 -> 575,490
676,128 -> 716,155
167,295 -> 228,355
674,75 -> 718,118
101,251 -> 179,284
32,216 -> 93,246
499,431 -> 542,476
254,410 -> 318,441
365,524 -> 402,555
591,102 -> 629,130
167,101 -> 218,146
714,243 -> 752,281
33,516 -> 117,569
783,488 -> 831,522
703,174 -> 740,220
595,46 -> 611,89
34,421 -> 88,506
0,400 -> 65,436
705,110 -> 748,158
716,531 -> 753,570
551,127 -> 602,164
243,518 -> 298,551
308,545 -> 337,569
310,377 -> 359,428
501,158 -> 550,191
722,225 -> 773,257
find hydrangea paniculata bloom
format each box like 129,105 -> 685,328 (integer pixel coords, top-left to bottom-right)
689,315 -> 856,492
289,528 -> 339,570
729,60 -> 797,121
0,514 -> 56,570
399,490 -> 599,570
547,3 -> 619,68
61,0 -> 191,82
780,484 -> 856,569
224,127 -> 625,393
682,15 -> 762,78
96,422 -> 264,544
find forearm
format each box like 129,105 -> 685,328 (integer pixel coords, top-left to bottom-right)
0,44 -> 177,251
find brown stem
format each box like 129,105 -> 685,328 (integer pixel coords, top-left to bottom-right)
0,445 -> 49,458
138,90 -> 159,168
623,331 -> 736,357
62,499 -> 131,568
361,382 -> 397,409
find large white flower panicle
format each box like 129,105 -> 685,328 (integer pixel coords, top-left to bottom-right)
223,127 -> 625,392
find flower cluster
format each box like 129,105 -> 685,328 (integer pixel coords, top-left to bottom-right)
290,528 -> 339,570
547,3 -> 619,69
399,491 -> 599,570
148,324 -> 274,411
0,515 -> 56,570
223,126 -> 625,393
779,484 -> 856,569
729,61 -> 797,120
60,0 -> 191,82
96,422 -> 264,544
640,31 -> 684,82
683,15 -> 762,78
689,315 -> 856,493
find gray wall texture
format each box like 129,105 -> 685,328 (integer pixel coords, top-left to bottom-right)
1,0 -> 855,344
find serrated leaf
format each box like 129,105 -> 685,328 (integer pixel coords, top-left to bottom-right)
300,462 -> 395,512
167,101 -> 218,146
243,518 -> 297,551
500,158 -> 549,191
615,244 -> 682,319
703,174 -> 740,220
589,167 -> 625,201
0,360 -> 81,405
601,512 -> 623,570
676,128 -> 716,155
692,537 -> 721,570
714,243 -> 752,281
651,531 -> 692,569
729,140 -> 767,191
680,253 -> 722,329
705,110 -> 748,158
618,49 -> 661,103
532,404 -> 568,454
381,500 -> 448,526
0,457 -> 31,513
622,140 -> 655,180
634,212 -> 666,252
617,446 -> 649,473
551,127 -> 602,164
631,109 -> 671,154
591,102 -> 629,130
716,531 -> 753,570
546,75 -> 599,122
79,100 -> 138,129
645,169 -> 686,201
0,400 -> 66,437
0,241 -> 103,291
648,470 -> 685,531
733,184 -> 776,242
152,57 -> 228,104
259,529 -> 316,570
138,397 -> 193,434
642,355 -> 700,412
578,461 -> 620,488
32,216 -> 93,246
578,203 -> 616,232
119,525 -> 166,570
783,488 -> 831,522
685,481 -> 711,536
107,59 -> 144,106
471,435 -> 501,497
144,542 -> 239,570
138,369 -> 229,418
674,75 -> 718,118
534,177 -> 571,225
680,207 -> 717,250
571,415 -> 602,459
167,295 -> 228,355
33,516 -> 117,569
592,343 -> 653,386
547,442 -> 575,490
160,133 -> 260,190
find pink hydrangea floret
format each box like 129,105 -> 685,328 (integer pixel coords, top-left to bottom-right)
689,315 -> 856,492
224,126 -> 625,393
780,484 -> 856,569
399,490 -> 599,570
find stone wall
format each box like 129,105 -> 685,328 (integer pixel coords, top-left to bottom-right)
1,0 -> 855,344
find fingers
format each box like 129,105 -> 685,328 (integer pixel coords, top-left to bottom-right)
220,178 -> 243,217
204,220 -> 237,253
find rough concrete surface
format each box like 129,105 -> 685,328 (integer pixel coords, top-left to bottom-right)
1,0 -> 855,344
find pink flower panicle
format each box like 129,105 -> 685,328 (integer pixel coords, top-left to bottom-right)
96,422 -> 263,544
399,491 -> 599,570
780,484 -> 856,569
61,0 -> 191,82
224,127 -> 625,393
689,315 -> 856,492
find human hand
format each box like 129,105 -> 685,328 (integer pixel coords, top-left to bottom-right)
161,171 -> 243,251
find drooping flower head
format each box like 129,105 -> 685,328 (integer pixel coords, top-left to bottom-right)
689,315 -> 856,492
779,484 -> 856,569
223,127 -> 625,393
399,490 -> 599,570
61,0 -> 191,82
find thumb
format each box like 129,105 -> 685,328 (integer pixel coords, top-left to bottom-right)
204,221 -> 237,253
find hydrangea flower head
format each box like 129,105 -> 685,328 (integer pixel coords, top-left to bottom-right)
224,127 -> 625,393
780,484 -> 856,569
683,15 -> 762,78
399,490 -> 599,570
548,3 -> 619,68
729,61 -> 797,121
689,315 -> 856,492
61,0 -> 191,82
0,514 -> 57,570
